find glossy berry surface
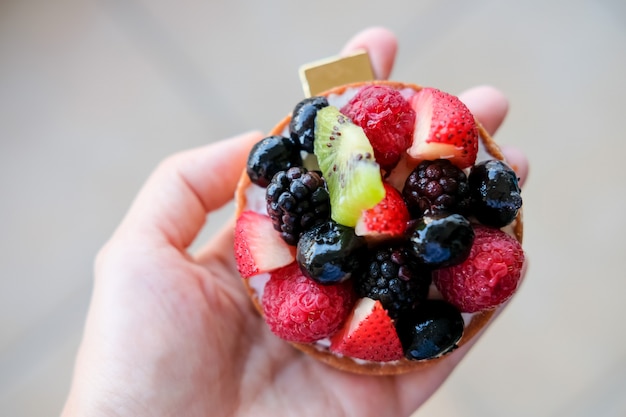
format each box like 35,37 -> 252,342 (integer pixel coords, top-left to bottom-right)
395,300 -> 464,361
468,160 -> 522,228
341,85 -> 415,171
262,263 -> 355,343
403,159 -> 470,217
297,220 -> 367,284
434,225 -> 525,312
407,214 -> 474,269
354,244 -> 431,319
266,167 -> 330,245
246,135 -> 302,187
290,96 -> 329,153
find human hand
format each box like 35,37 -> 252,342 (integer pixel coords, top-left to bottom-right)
62,27 -> 528,417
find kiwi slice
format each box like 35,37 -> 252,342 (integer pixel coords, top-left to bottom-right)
314,106 -> 385,227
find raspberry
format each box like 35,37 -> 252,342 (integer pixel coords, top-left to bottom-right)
433,225 -> 525,312
402,159 -> 470,217
354,244 -> 431,319
266,167 -> 330,245
262,263 -> 356,343
341,85 -> 415,171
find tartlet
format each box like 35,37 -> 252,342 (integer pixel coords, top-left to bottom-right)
234,80 -> 524,375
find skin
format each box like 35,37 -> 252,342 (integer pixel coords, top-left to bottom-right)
61,27 -> 529,417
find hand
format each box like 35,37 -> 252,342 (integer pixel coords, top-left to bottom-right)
62,27 -> 528,417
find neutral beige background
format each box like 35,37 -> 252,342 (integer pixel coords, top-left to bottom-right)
1,0 -> 625,416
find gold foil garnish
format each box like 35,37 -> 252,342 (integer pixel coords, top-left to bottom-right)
299,50 -> 375,97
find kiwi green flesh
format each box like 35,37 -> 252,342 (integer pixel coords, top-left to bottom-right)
313,106 -> 385,227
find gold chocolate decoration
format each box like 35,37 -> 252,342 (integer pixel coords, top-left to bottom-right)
299,50 -> 375,97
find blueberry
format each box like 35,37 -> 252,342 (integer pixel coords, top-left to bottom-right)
246,135 -> 302,187
406,214 -> 474,269
297,220 -> 366,284
468,160 -> 522,228
289,96 -> 329,153
395,300 -> 464,361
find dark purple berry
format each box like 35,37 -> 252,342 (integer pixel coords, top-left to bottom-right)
247,135 -> 302,187
468,160 -> 522,228
402,159 -> 470,217
406,214 -> 474,269
290,96 -> 329,153
395,300 -> 464,361
266,167 -> 330,245
354,244 -> 432,319
297,220 -> 366,284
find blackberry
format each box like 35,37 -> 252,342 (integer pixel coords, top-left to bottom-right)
247,135 -> 302,187
290,96 -> 329,153
354,244 -> 431,319
266,167 -> 330,245
468,160 -> 522,228
297,220 -> 367,284
402,159 -> 470,217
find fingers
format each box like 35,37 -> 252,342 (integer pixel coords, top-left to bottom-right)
458,85 -> 509,136
116,131 -> 263,250
501,146 -> 529,187
341,26 -> 397,80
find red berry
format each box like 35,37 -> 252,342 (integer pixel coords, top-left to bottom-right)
433,226 -> 524,312
234,211 -> 296,278
341,85 -> 415,171
355,183 -> 410,242
330,298 -> 404,362
262,263 -> 356,343
407,87 -> 478,169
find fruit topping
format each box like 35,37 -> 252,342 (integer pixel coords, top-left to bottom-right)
402,159 -> 470,217
262,263 -> 355,343
355,182 -> 410,242
234,211 -> 296,278
238,81 -> 525,368
406,214 -> 474,269
290,96 -> 329,153
468,160 -> 522,228
314,106 -> 385,227
407,87 -> 478,169
341,85 -> 415,171
395,300 -> 465,361
354,244 -> 431,319
266,167 -> 330,246
330,297 -> 404,362
434,225 -> 525,312
297,220 -> 367,284
246,135 -> 302,187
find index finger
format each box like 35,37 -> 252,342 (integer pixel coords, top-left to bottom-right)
340,27 -> 397,80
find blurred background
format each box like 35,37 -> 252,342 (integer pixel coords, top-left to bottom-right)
1,0 -> 625,416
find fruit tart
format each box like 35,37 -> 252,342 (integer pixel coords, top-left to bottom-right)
233,74 -> 524,375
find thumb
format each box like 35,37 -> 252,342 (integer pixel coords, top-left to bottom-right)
115,131 -> 263,249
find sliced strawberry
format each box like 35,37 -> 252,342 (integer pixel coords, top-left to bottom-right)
407,87 -> 478,169
355,183 -> 410,242
330,297 -> 404,362
234,210 -> 296,278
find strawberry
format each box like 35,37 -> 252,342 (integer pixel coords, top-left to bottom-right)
330,297 -> 404,362
407,87 -> 478,169
234,210 -> 296,278
355,183 -> 410,242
